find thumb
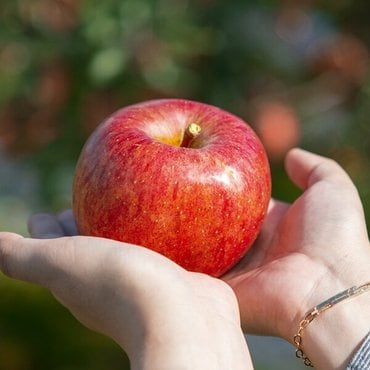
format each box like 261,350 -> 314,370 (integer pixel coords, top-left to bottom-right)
0,232 -> 68,287
0,232 -> 183,291
0,232 -> 26,278
284,148 -> 354,190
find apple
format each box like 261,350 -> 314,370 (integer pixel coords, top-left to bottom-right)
73,99 -> 271,277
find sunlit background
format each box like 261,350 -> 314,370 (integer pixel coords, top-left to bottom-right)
1,1 -> 370,369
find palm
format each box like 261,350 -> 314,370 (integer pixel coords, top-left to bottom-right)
223,155 -> 369,341
223,196 -> 320,339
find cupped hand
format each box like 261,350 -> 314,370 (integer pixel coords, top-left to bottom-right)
0,211 -> 252,370
224,148 -> 370,344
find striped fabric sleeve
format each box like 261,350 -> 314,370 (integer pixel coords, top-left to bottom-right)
347,332 -> 370,370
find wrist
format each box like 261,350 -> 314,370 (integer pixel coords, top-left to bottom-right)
128,309 -> 252,370
289,260 -> 370,370
125,281 -> 253,370
297,289 -> 370,370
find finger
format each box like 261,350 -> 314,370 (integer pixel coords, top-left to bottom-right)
56,209 -> 78,236
262,198 -> 290,237
222,199 -> 289,279
28,213 -> 66,238
252,198 -> 290,253
284,148 -> 353,190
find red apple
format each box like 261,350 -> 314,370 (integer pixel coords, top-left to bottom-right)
73,99 -> 271,277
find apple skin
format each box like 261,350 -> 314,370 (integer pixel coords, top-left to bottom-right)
73,99 -> 271,277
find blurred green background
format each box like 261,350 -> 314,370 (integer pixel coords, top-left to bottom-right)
1,1 -> 370,369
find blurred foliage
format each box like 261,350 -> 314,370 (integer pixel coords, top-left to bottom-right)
1,0 -> 370,369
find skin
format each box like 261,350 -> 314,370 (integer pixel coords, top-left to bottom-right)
0,148 -> 369,369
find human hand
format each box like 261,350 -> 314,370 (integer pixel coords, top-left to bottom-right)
0,211 -> 252,370
224,148 -> 370,369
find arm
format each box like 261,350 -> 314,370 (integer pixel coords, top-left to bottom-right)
0,220 -> 252,370
224,148 -> 370,370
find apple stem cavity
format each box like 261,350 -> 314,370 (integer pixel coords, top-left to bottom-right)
181,123 -> 202,148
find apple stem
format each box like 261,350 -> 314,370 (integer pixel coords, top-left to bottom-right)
181,123 -> 202,148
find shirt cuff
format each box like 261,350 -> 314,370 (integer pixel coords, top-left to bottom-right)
347,332 -> 370,370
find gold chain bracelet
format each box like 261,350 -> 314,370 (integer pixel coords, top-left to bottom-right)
293,281 -> 370,367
